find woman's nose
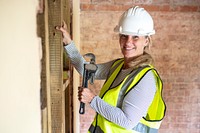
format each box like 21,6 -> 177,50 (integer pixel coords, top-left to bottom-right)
126,36 -> 133,44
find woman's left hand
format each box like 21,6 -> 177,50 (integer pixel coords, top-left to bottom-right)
78,86 -> 96,104
55,21 -> 72,45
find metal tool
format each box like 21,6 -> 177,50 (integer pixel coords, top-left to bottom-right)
79,53 -> 98,114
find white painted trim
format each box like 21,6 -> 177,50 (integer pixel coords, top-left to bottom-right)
72,0 -> 81,133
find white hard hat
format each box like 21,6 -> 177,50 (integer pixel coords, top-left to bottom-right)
114,6 -> 155,36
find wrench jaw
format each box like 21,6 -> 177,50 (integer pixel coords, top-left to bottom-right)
84,53 -> 96,63
83,53 -> 98,84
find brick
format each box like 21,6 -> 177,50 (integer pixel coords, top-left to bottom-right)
173,5 -> 199,12
135,0 -> 153,4
92,0 -> 113,4
80,4 -> 199,12
173,0 -> 200,6
80,4 -> 95,11
114,0 -> 132,5
151,0 -> 170,5
95,4 -> 120,11
81,0 -> 91,3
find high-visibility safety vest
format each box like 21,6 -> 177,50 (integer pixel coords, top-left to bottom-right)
88,59 -> 166,133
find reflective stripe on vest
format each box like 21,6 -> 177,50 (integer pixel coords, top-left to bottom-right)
88,58 -> 166,133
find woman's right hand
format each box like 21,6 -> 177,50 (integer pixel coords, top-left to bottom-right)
56,21 -> 72,45
78,86 -> 96,104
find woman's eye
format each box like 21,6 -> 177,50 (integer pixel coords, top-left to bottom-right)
132,36 -> 139,40
120,35 -> 139,41
120,35 -> 128,39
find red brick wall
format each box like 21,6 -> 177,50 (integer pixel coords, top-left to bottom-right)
79,0 -> 200,133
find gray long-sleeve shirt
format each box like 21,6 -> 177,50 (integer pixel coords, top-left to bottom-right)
64,41 -> 156,129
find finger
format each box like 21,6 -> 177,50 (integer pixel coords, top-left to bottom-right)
59,27 -> 67,33
78,91 -> 82,98
62,20 -> 67,29
78,87 -> 83,93
55,26 -> 61,30
78,94 -> 85,102
78,86 -> 81,89
55,25 -> 67,33
78,93 -> 83,101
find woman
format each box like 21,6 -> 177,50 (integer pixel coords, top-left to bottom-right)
57,6 -> 166,133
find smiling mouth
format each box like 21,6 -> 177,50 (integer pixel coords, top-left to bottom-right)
123,47 -> 135,51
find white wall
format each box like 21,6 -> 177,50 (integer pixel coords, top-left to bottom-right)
0,0 -> 41,133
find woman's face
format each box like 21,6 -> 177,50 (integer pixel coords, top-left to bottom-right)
119,34 -> 148,59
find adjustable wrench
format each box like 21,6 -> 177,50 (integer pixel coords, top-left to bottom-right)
79,53 -> 98,114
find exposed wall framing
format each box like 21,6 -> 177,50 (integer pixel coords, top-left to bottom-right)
38,0 -> 73,133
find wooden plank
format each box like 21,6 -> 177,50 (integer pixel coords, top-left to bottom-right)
47,0 -> 63,133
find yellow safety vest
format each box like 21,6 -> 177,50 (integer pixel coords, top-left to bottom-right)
88,59 -> 166,133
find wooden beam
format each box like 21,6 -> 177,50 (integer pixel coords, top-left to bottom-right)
45,0 -> 63,132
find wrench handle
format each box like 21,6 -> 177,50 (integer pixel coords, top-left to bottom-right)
79,102 -> 85,114
79,65 -> 88,114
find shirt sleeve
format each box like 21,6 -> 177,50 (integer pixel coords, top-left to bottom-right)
90,71 -> 157,129
64,41 -> 86,76
64,41 -> 114,80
